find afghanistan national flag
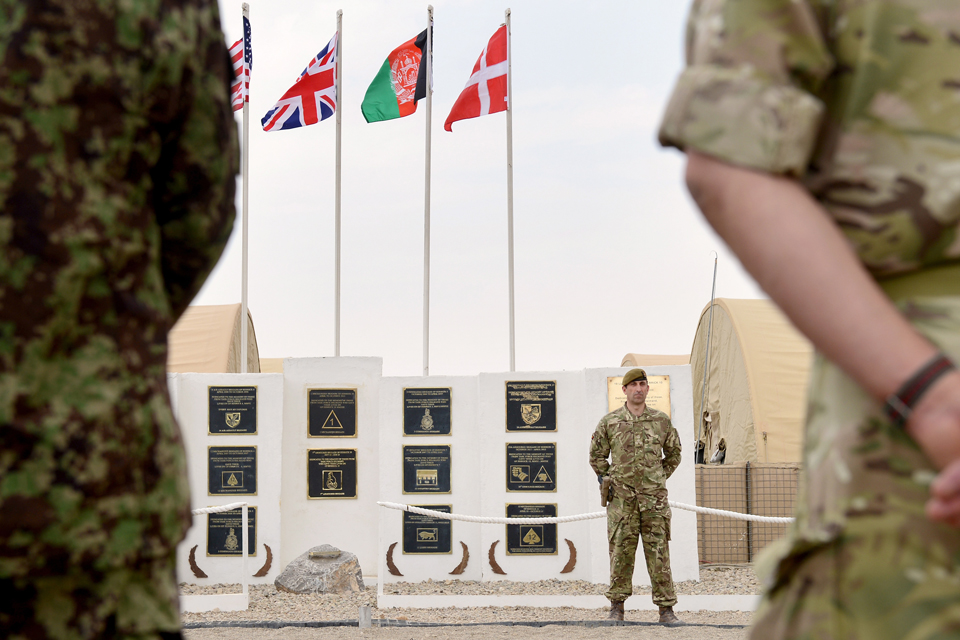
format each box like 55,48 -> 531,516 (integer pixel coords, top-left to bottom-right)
361,28 -> 430,123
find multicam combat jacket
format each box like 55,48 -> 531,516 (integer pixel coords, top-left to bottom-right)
659,0 -> 960,278
589,404 -> 681,513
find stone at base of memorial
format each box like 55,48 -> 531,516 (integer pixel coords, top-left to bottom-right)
274,544 -> 365,594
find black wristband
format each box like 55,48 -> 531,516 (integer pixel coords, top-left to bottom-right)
883,352 -> 957,428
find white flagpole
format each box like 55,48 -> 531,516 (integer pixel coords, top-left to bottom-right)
335,9 -> 343,357
240,2 -> 250,374
423,5 -> 434,376
505,8 -> 516,372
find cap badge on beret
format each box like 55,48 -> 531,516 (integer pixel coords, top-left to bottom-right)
622,368 -> 647,386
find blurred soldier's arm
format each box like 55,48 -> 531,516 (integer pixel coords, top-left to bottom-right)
153,7 -> 239,321
589,422 -> 611,477
661,419 -> 681,479
661,0 -> 960,524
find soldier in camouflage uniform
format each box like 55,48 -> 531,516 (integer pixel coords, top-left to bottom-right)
589,368 -> 683,625
660,1 -> 960,637
0,0 -> 237,638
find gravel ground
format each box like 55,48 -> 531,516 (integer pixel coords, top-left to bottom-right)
180,565 -> 757,638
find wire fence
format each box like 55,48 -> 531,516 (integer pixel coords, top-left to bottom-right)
696,462 -> 800,564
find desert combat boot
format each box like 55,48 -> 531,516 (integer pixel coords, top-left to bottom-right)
607,600 -> 624,621
659,606 -> 682,625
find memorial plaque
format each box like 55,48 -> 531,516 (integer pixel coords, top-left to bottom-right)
308,389 -> 357,437
506,503 -> 557,555
403,387 -> 452,436
206,506 -> 257,556
506,443 -> 556,492
607,375 -> 671,416
208,386 -> 258,434
505,381 -> 557,431
208,446 -> 257,496
402,505 -> 452,554
403,445 -> 452,494
307,449 -> 358,499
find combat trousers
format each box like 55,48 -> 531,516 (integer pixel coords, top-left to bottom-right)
751,265 -> 960,640
605,493 -> 677,606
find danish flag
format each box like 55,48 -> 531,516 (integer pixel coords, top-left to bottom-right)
229,16 -> 252,111
444,25 -> 508,131
261,32 -> 338,132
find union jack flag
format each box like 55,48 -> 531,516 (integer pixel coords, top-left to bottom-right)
229,15 -> 253,111
262,32 -> 338,131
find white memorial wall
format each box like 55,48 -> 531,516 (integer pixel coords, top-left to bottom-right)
170,372 -> 284,585
172,360 -> 699,588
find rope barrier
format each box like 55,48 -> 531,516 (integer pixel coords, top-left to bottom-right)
377,501 -> 794,525
192,502 -> 249,516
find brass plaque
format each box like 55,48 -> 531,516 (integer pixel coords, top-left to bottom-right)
505,504 -> 557,555
208,386 -> 258,435
505,381 -> 557,432
308,389 -> 357,437
402,505 -> 452,554
403,445 -> 452,494
606,375 -> 671,417
307,449 -> 358,499
403,387 -> 452,436
506,443 -> 557,492
207,446 -> 257,496
206,506 -> 257,557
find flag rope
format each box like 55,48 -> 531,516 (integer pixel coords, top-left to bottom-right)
377,501 -> 793,525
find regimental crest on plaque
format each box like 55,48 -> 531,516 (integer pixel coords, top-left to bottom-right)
307,449 -> 358,499
521,404 -> 541,425
403,445 -> 451,494
321,411 -> 345,430
403,388 -> 452,436
417,528 -> 438,542
420,409 -> 435,431
416,469 -> 438,487
224,528 -> 239,551
208,386 -> 257,435
534,466 -> 553,484
510,466 -> 529,483
222,471 -> 243,489
323,470 -> 342,491
521,526 -> 543,547
402,505 -> 452,554
208,446 -> 257,496
506,504 -> 557,555
505,443 -> 557,492
308,389 -> 357,438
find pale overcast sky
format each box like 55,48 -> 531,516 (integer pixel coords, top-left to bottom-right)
198,0 -> 766,376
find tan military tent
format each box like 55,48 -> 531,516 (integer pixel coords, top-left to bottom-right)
621,354 -> 690,366
691,299 -> 812,464
167,304 -> 261,373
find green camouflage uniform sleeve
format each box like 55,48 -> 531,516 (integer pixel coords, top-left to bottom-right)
658,0 -> 834,175
589,419 -> 611,477
151,1 -> 239,320
661,417 -> 682,479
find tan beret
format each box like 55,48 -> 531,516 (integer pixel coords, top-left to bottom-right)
621,368 -> 647,386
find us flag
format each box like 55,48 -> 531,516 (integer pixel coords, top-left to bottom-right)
261,32 -> 338,131
229,15 -> 253,111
